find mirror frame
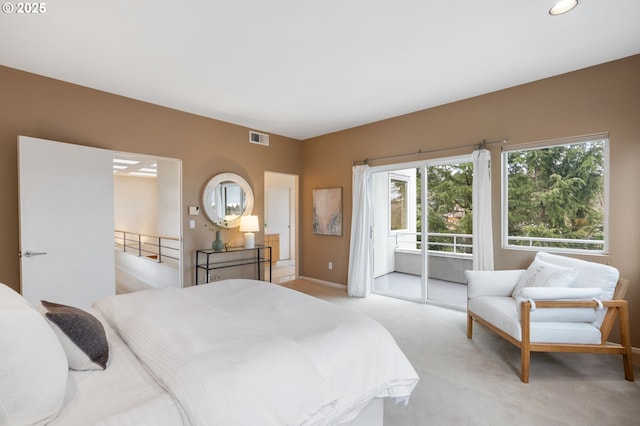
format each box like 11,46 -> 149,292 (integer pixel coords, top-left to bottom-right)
202,172 -> 254,229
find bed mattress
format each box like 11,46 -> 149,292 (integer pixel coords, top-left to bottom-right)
49,310 -> 185,426
51,279 -> 418,425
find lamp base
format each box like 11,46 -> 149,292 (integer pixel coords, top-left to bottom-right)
244,232 -> 255,249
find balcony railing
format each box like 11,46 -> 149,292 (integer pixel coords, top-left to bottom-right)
114,230 -> 180,264
394,232 -> 605,255
507,236 -> 605,253
395,232 -> 472,256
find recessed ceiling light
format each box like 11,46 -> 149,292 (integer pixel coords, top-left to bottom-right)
138,168 -> 157,173
549,0 -> 578,16
129,172 -> 157,177
113,165 -> 127,170
113,158 -> 140,165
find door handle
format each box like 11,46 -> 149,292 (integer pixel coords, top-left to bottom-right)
23,250 -> 48,258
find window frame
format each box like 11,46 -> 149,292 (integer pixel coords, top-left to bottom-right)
501,134 -> 610,255
388,173 -> 411,233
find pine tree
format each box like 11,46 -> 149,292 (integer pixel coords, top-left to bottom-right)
506,141 -> 604,249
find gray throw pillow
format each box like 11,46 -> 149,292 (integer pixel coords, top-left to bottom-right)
41,300 -> 109,370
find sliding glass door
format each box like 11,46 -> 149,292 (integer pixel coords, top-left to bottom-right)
372,165 -> 424,302
423,157 -> 473,308
371,155 -> 472,307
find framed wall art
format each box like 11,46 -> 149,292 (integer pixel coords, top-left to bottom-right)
312,187 -> 342,236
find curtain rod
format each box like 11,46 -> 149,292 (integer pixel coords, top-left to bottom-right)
352,138 -> 507,165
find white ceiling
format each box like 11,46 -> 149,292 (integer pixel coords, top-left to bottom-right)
112,152 -> 158,178
1,1 -> 639,140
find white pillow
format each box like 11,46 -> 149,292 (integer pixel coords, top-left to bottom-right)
535,251 -> 619,299
512,259 -> 578,298
0,284 -> 68,426
516,287 -> 602,300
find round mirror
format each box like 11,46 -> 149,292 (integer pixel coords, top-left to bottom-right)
202,173 -> 254,228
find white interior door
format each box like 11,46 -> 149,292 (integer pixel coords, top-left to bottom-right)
267,187 -> 291,260
19,136 -> 115,308
265,172 -> 296,261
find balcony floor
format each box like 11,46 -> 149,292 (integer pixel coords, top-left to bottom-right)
373,272 -> 467,308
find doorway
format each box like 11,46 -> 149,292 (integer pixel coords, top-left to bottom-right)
371,155 -> 472,308
18,136 -> 183,308
113,152 -> 183,293
264,171 -> 298,283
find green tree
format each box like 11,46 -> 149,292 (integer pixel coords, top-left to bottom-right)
426,163 -> 473,234
416,162 -> 473,252
507,141 -> 604,249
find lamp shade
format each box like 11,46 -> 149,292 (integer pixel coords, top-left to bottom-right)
239,215 -> 260,232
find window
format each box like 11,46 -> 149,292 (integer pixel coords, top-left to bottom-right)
389,175 -> 409,231
502,135 -> 608,253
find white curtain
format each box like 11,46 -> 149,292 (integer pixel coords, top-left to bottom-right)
347,164 -> 372,297
213,186 -> 224,217
472,149 -> 494,271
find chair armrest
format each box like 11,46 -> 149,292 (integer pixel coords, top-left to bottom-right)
466,269 -> 525,299
515,293 -> 616,324
526,299 -> 626,309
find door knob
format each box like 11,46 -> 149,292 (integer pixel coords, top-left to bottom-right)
23,250 -> 48,258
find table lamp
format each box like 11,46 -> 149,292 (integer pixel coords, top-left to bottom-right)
239,215 -> 259,248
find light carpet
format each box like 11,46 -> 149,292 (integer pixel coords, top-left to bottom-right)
279,280 -> 640,426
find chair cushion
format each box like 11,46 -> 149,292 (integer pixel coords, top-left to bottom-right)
534,252 -> 620,328
511,258 -> 577,297
469,295 -> 602,344
0,284 -> 68,426
529,321 -> 602,344
535,252 -> 618,299
469,296 -> 521,340
466,269 -> 525,298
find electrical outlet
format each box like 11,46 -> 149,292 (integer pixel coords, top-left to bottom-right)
328,262 -> 333,270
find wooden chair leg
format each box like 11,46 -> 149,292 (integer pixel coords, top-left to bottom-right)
520,345 -> 530,383
618,304 -> 635,381
467,313 -> 473,339
521,301 -> 531,383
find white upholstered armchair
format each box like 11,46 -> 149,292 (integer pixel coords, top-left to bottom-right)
466,252 -> 634,383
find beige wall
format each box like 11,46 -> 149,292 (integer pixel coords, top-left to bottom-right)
114,175 -> 158,235
301,55 -> 640,344
1,56 -> 639,345
0,65 -> 302,289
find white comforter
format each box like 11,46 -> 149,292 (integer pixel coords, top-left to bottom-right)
94,279 -> 418,425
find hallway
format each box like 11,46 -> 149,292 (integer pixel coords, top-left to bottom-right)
268,259 -> 296,284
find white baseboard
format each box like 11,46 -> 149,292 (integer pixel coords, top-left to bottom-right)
298,276 -> 346,289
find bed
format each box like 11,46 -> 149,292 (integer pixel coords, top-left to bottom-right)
1,279 -> 418,425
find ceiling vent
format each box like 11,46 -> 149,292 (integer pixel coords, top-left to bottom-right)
249,131 -> 269,146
